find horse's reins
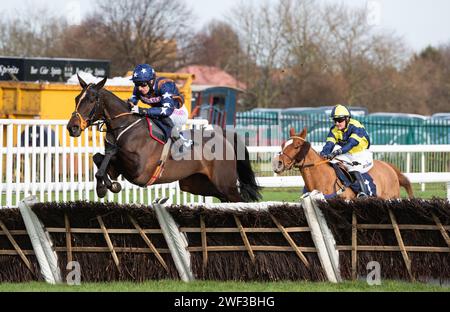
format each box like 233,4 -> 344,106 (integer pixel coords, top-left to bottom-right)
284,136 -> 346,198
281,136 -> 329,169
72,84 -> 139,140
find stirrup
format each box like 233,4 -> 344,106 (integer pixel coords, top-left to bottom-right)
357,192 -> 369,199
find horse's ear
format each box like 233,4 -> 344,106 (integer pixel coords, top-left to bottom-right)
289,128 -> 296,137
300,127 -> 308,139
77,74 -> 88,89
94,77 -> 108,91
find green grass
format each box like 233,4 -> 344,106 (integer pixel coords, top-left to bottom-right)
0,280 -> 449,292
2,182 -> 447,207
257,183 -> 448,203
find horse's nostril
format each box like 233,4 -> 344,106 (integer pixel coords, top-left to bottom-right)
278,161 -> 283,168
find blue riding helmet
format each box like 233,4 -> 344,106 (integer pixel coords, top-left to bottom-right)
131,64 -> 156,83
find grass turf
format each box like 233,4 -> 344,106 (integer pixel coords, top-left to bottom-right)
0,280 -> 449,292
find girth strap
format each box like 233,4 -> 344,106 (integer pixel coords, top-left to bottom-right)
146,138 -> 172,186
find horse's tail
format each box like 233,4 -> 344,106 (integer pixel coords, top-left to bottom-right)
387,163 -> 414,198
230,131 -> 262,202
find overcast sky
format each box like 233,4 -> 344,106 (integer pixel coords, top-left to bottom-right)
2,0 -> 450,53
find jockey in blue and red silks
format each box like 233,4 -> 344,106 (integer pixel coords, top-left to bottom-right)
320,104 -> 374,198
128,63 -> 191,148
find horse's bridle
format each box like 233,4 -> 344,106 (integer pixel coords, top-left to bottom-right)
279,136 -> 329,170
72,84 -> 134,131
72,84 -> 101,131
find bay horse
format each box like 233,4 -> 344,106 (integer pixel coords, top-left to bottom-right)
66,75 -> 261,202
272,127 -> 414,200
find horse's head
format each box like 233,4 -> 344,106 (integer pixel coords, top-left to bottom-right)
272,127 -> 311,174
67,74 -> 107,137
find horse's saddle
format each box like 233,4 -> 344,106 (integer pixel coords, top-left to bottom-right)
330,163 -> 377,197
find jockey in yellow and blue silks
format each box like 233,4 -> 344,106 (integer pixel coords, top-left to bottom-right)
128,64 -> 191,149
320,104 -> 374,198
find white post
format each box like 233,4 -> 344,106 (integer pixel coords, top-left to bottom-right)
15,124 -> 22,207
92,126 -> 98,202
176,182 -> 181,206
421,152 -> 426,192
0,124 -> 3,208
84,130 -> 90,201
301,191 -> 341,283
24,125 -> 30,201
77,135 -> 82,201
6,124 -> 13,207
70,136 -> 75,201
54,125 -> 60,202
118,176 -> 123,205
153,198 -> 194,282
19,196 -> 62,284
39,126 -> 45,203
62,126 -> 67,202
132,184 -> 138,204
46,125 -> 52,202
31,125 -> 37,196
447,182 -> 450,201
146,185 -> 151,206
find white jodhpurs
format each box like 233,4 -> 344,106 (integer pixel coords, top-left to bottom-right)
170,106 -> 189,128
331,149 -> 374,173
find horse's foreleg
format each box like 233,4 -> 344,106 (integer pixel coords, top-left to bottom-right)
93,153 -> 108,198
106,159 -> 122,194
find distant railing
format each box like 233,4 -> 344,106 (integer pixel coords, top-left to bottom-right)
236,112 -> 450,146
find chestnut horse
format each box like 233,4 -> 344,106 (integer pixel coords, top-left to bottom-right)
66,76 -> 261,202
272,128 -> 414,200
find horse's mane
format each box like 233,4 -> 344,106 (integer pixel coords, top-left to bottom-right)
99,88 -> 129,110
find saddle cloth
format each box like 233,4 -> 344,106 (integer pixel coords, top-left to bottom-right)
145,117 -> 168,144
145,116 -> 193,148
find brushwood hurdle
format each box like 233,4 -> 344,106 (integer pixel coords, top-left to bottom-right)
1,194 -> 449,285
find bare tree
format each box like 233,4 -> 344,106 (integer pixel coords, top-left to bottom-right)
322,3 -> 407,106
230,1 -> 287,108
183,20 -> 243,75
0,7 -> 67,57
91,0 -> 194,75
278,0 -> 342,107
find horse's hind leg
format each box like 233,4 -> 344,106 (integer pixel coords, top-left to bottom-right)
209,164 -> 243,202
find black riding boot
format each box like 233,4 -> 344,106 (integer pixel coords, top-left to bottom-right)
161,117 -> 192,159
352,171 -> 369,198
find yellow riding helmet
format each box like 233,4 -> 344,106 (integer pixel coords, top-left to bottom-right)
331,104 -> 351,119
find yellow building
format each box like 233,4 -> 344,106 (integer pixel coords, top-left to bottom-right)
0,72 -> 194,120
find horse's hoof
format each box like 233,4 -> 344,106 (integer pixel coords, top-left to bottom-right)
96,185 -> 108,198
110,182 -> 122,193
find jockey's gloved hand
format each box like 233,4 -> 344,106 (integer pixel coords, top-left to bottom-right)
131,105 -> 140,114
325,149 -> 343,160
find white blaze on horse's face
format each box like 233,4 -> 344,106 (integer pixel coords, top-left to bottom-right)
284,139 -> 294,150
273,139 -> 294,174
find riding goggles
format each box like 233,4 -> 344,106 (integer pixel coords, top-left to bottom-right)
333,117 -> 347,123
